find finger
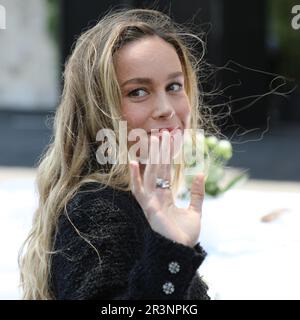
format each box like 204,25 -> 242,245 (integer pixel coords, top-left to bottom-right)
144,135 -> 160,189
129,160 -> 144,201
189,172 -> 205,213
157,130 -> 172,181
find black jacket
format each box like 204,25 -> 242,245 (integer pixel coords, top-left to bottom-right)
50,182 -> 210,300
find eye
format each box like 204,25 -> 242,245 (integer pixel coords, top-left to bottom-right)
128,88 -> 148,97
127,82 -> 183,97
168,82 -> 183,92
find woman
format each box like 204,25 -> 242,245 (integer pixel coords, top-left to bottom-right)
19,8 -> 211,300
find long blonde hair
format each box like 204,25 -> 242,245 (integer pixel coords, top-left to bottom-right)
19,8 -> 208,299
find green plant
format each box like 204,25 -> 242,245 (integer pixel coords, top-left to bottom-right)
46,0 -> 59,43
179,133 -> 248,198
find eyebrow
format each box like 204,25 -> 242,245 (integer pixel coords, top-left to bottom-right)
121,71 -> 184,87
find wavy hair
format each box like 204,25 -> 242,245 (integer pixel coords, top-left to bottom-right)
18,7 -> 211,299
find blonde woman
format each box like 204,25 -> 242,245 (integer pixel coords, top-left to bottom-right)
19,8 -> 210,300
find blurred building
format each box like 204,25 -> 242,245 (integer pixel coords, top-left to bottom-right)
0,0 -> 299,180
0,0 -> 59,111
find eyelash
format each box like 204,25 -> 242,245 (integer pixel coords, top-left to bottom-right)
128,82 -> 183,98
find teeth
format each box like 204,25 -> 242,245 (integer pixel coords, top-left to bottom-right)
148,128 -> 182,136
159,129 -> 170,133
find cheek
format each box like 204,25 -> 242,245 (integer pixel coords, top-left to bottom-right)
121,104 -> 150,130
175,97 -> 191,128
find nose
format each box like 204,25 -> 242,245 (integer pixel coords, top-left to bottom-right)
151,94 -> 175,120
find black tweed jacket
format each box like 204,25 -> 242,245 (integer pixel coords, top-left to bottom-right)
50,182 -> 210,300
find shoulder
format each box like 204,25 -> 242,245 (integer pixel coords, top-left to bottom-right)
52,182 -> 147,259
67,182 -> 132,213
51,182 -> 144,299
64,182 -> 138,221
55,182 -> 147,242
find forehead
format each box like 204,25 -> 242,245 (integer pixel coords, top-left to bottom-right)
114,35 -> 183,81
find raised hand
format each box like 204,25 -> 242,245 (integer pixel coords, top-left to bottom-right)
129,131 -> 205,248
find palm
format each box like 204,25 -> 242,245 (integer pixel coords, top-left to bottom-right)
129,134 -> 205,248
141,189 -> 201,247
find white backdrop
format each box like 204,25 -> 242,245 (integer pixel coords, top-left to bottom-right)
1,176 -> 300,299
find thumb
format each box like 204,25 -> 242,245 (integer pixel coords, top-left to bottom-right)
189,172 -> 205,213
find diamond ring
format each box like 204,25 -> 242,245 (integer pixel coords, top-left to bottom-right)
155,178 -> 171,189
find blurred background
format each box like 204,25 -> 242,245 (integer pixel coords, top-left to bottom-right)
0,0 -> 299,178
0,0 -> 299,299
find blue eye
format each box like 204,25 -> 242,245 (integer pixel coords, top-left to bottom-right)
127,82 -> 183,98
168,82 -> 183,91
128,88 -> 148,97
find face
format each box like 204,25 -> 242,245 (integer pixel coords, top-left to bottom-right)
114,35 -> 191,163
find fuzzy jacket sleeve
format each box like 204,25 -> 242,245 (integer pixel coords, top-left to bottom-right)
50,186 -> 210,300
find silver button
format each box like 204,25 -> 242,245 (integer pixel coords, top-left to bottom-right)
168,261 -> 180,274
162,281 -> 175,295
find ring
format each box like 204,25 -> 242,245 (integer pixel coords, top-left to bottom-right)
156,178 -> 171,189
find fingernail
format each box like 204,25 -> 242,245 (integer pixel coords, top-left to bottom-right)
130,160 -> 138,166
197,174 -> 204,182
